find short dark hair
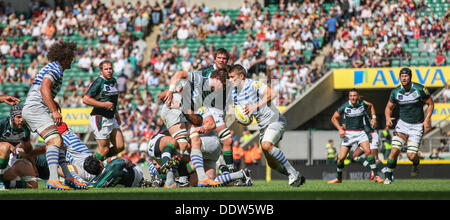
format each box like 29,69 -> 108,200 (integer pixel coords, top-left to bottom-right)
349,88 -> 359,94
230,64 -> 247,77
47,41 -> 77,63
210,68 -> 229,85
83,155 -> 103,176
214,48 -> 230,60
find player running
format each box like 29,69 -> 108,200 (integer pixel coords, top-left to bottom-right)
229,64 -> 305,187
83,60 -> 124,162
383,67 -> 434,184
328,89 -> 378,184
22,41 -> 86,190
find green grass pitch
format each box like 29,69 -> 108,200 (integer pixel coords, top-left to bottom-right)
1,179 -> 450,200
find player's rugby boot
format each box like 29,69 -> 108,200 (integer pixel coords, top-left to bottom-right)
327,178 -> 342,184
160,155 -> 182,174
197,177 -> 223,187
374,176 -> 384,183
289,171 -> 305,187
64,177 -> 88,190
46,180 -> 71,190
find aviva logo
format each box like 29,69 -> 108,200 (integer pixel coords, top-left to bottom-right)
334,66 -> 449,89
61,108 -> 93,126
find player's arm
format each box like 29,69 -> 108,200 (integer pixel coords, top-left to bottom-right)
384,100 -> 396,129
423,96 -> 434,134
246,81 -> 274,115
364,100 -> 377,129
164,71 -> 189,105
41,78 -> 62,125
82,95 -> 113,110
0,96 -> 20,105
331,111 -> 345,138
196,115 -> 216,134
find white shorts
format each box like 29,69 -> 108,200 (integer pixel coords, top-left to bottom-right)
394,119 -> 423,144
368,131 -> 379,150
209,107 -> 225,127
160,107 -> 188,128
22,104 -> 54,134
147,134 -> 165,158
130,166 -> 144,187
89,115 -> 120,140
341,130 -> 369,147
259,120 -> 286,146
200,135 -> 222,168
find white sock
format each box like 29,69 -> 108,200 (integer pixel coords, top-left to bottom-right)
190,149 -> 207,181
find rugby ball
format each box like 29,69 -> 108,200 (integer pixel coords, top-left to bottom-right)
235,105 -> 252,126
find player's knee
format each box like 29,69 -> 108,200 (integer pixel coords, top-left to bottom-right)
260,141 -> 273,152
391,135 -> 405,150
0,142 -> 12,154
406,142 -> 420,155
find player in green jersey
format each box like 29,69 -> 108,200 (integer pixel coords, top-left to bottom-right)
0,105 -> 35,190
329,89 -> 378,184
83,60 -> 124,162
384,67 -> 434,184
83,156 -> 145,188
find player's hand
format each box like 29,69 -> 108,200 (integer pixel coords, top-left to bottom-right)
103,101 -> 114,110
52,111 -> 62,125
0,96 -> 20,105
385,117 -> 395,129
244,104 -> 257,116
196,126 -> 208,134
371,118 -> 377,129
423,119 -> 431,134
164,91 -> 174,107
338,128 -> 346,138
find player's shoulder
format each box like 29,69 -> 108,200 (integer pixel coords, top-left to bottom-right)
0,117 -> 9,129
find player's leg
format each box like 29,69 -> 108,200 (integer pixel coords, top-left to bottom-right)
168,123 -> 190,153
158,136 -> 182,174
217,125 -> 234,174
0,142 -> 12,190
260,122 -> 305,187
187,126 -> 211,186
3,159 -> 38,189
406,123 -> 424,177
328,145 -> 349,184
359,140 -> 378,177
39,126 -> 71,190
384,132 -> 407,184
110,127 -> 125,157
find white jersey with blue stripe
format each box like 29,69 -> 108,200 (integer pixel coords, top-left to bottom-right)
62,130 -> 95,182
232,78 -> 285,130
25,61 -> 64,107
62,130 -> 92,165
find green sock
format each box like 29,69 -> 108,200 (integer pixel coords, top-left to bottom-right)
223,150 -> 233,167
95,152 -> 106,161
0,157 -> 9,182
106,146 -> 119,158
386,158 -> 397,180
161,144 -> 176,165
367,155 -> 377,175
337,161 -> 344,180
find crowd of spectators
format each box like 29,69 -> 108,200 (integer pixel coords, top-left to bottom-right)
324,0 -> 449,68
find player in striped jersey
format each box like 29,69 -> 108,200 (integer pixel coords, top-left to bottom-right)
22,41 -> 86,190
229,64 -> 305,187
56,122 -> 94,186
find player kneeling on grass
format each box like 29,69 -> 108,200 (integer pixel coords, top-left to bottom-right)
83,155 -> 145,188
